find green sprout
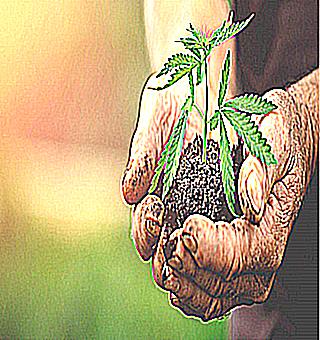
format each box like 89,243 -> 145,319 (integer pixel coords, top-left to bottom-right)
148,12 -> 277,217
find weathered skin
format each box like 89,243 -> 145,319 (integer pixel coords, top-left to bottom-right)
121,69 -> 319,321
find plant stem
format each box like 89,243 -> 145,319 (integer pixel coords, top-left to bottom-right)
202,58 -> 209,163
193,103 -> 204,119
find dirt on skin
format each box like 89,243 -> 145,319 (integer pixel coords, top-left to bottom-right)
162,134 -> 243,238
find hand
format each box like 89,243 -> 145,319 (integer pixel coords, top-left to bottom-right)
122,69 -> 318,321
122,70 -> 221,270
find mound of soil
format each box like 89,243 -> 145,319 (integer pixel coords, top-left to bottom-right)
162,135 -> 243,237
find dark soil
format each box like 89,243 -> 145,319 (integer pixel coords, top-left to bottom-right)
162,135 -> 243,238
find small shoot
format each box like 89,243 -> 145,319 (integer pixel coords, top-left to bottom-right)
148,11 -> 277,217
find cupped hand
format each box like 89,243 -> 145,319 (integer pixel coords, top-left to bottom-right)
121,69 -> 318,321
122,69 -> 226,258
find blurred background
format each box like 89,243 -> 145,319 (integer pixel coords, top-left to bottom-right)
0,1 -> 228,338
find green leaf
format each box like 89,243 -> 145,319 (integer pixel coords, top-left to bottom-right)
209,110 -> 220,130
162,108 -> 189,198
224,93 -> 277,114
150,65 -> 196,90
209,13 -> 254,48
177,37 -> 202,51
219,117 -> 238,217
218,49 -> 231,107
181,95 -> 192,111
186,23 -> 206,44
222,109 -> 278,165
149,97 -> 190,196
148,144 -> 169,194
176,23 -> 206,59
190,47 -> 202,60
157,53 -> 197,77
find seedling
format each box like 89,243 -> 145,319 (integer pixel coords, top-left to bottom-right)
148,12 -> 277,217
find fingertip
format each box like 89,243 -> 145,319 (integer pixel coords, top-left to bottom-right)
131,194 -> 164,262
121,159 -> 153,205
151,256 -> 167,290
239,157 -> 266,224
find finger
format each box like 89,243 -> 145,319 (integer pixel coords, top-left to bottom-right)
170,292 -> 236,322
238,89 -> 294,223
165,225 -> 275,302
247,168 -> 303,273
169,293 -> 199,318
165,264 -> 275,321
152,225 -> 171,290
132,195 -> 164,261
236,166 -> 304,275
166,213 -> 284,279
168,215 -> 243,280
163,269 -> 212,315
164,227 -> 227,297
121,76 -> 182,205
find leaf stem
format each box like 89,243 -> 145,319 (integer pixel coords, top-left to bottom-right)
202,58 -> 209,163
193,103 -> 204,119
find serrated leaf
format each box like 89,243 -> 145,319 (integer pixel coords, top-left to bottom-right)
181,95 -> 192,111
157,53 -> 197,77
162,108 -> 189,198
224,93 -> 277,114
149,97 -> 190,195
209,110 -> 220,130
218,49 -> 231,107
209,13 -> 254,48
176,23 -> 207,59
219,117 -> 238,217
177,37 -> 202,50
150,65 -> 196,90
186,23 -> 206,43
206,19 -> 226,44
148,143 -> 168,194
222,109 -> 277,165
190,47 -> 202,60
176,37 -> 203,59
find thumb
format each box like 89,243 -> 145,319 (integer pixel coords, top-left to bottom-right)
238,89 -> 294,223
121,75 -> 182,205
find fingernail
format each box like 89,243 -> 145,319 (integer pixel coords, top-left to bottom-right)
168,256 -> 183,271
182,233 -> 198,253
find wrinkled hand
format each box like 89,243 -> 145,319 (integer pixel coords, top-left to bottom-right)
121,70 -> 319,321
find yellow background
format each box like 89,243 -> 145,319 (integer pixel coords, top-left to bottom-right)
0,1 -> 227,338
